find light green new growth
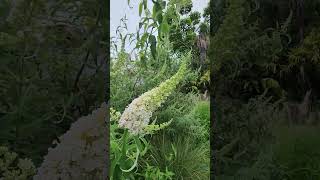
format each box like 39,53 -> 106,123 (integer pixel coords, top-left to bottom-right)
110,108 -> 121,122
118,52 -> 190,135
144,119 -> 173,135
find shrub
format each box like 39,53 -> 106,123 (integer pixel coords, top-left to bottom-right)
143,135 -> 209,180
273,126 -> 320,179
0,146 -> 36,180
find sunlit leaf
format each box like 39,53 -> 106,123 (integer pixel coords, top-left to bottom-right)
139,2 -> 143,16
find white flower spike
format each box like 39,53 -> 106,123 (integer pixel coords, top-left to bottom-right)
118,52 -> 190,135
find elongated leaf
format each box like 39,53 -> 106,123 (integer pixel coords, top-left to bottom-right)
143,0 -> 148,10
157,13 -> 163,25
140,33 -> 149,47
120,147 -> 140,172
139,2 -> 143,16
149,35 -> 157,59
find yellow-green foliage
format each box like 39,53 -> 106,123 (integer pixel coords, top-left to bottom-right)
289,28 -> 320,65
110,108 -> 121,122
0,146 -> 35,180
200,70 -> 210,83
144,119 -> 173,135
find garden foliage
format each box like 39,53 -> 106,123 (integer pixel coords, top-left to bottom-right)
210,0 -> 320,179
110,0 -> 210,179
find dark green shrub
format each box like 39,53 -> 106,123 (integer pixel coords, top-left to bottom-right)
0,146 -> 36,180
273,126 -> 320,180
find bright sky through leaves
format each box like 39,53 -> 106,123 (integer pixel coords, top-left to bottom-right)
110,0 -> 209,51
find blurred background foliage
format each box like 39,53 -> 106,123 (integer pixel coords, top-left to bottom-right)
0,0 -> 107,167
210,0 -> 320,179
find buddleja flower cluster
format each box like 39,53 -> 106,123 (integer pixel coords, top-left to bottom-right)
33,103 -> 107,180
118,53 -> 190,135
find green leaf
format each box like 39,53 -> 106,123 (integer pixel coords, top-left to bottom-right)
143,0 -> 148,10
134,136 -> 144,153
140,51 -> 147,67
139,2 -> 143,16
152,1 -> 163,24
140,33 -> 149,47
161,1 -> 166,9
160,20 -> 170,37
149,35 -> 157,59
120,147 -> 140,173
157,13 -> 163,25
261,78 -> 280,89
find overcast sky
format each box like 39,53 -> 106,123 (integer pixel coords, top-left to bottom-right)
110,0 -> 209,38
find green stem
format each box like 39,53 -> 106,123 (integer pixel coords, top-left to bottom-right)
121,130 -> 129,157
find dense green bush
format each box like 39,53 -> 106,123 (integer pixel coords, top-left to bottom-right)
210,0 -> 320,178
136,93 -> 210,179
0,146 -> 36,180
273,126 -> 320,179
144,135 -> 209,180
0,0 -> 107,166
